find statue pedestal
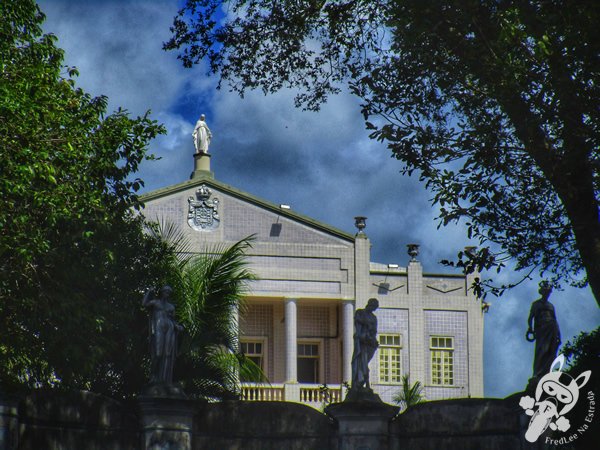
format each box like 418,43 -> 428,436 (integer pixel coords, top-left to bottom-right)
191,152 -> 213,179
343,386 -> 382,403
326,396 -> 399,450
141,383 -> 187,399
138,395 -> 196,450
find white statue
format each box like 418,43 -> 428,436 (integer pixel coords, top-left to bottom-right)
192,114 -> 212,154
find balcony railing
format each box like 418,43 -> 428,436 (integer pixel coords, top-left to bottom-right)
299,384 -> 342,404
241,383 -> 284,401
241,383 -> 344,408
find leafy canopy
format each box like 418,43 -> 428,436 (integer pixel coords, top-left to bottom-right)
165,0 -> 600,304
1,0 -> 262,400
0,0 -> 169,397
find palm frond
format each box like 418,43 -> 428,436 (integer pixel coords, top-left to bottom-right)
237,353 -> 269,384
393,374 -> 425,411
150,219 -> 194,263
173,236 -> 261,399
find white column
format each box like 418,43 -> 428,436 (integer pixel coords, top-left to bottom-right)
407,260 -> 426,387
342,300 -> 354,384
354,234 -> 371,311
284,298 -> 298,383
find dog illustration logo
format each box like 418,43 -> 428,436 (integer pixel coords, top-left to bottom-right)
519,354 -> 591,442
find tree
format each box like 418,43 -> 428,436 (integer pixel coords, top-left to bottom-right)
165,1 -> 600,304
393,374 -> 425,411
0,1 -> 261,401
0,0 -> 168,396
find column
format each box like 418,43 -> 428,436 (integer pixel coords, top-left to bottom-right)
342,300 -> 354,384
467,300 -> 485,397
354,234 -> 371,310
465,250 -> 484,397
284,298 -> 297,383
407,259 -> 426,388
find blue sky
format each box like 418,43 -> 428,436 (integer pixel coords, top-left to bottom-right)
39,0 -> 598,398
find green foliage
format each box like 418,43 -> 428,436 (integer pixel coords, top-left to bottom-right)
0,1 -> 260,401
0,0 -> 168,397
393,374 -> 425,411
171,237 -> 264,399
166,0 -> 600,304
562,327 -> 600,380
558,329 -> 599,447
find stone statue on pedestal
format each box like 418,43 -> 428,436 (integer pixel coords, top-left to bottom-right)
142,286 -> 183,386
526,281 -> 561,384
193,114 -> 212,154
347,298 -> 380,401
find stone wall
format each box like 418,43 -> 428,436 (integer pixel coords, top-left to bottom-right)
390,398 -> 524,450
193,401 -> 334,450
13,390 -> 139,450
2,391 -> 542,450
3,392 -> 334,450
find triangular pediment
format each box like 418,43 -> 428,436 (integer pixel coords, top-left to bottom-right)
141,174 -> 355,299
141,174 -> 354,247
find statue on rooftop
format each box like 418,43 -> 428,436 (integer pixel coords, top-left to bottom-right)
526,281 -> 561,382
143,286 -> 183,385
350,298 -> 380,393
193,114 -> 212,154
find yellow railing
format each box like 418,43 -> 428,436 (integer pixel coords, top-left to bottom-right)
299,384 -> 342,404
241,384 -> 284,401
241,383 -> 344,407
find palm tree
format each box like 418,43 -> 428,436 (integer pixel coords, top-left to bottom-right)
393,374 -> 425,411
171,237 -> 266,399
148,221 -> 266,399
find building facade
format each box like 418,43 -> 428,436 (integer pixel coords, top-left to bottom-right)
141,153 -> 485,407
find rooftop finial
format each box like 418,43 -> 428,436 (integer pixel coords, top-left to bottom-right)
354,216 -> 367,235
407,243 -> 419,262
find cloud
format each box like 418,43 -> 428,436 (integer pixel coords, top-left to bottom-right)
39,0 -> 206,116
39,0 -> 216,191
38,0 -> 599,399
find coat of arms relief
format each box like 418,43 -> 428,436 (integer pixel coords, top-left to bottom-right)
187,184 -> 220,231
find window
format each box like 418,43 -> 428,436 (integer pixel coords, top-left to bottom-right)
430,336 -> 454,386
379,334 -> 402,384
240,340 -> 265,381
297,343 -> 320,383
